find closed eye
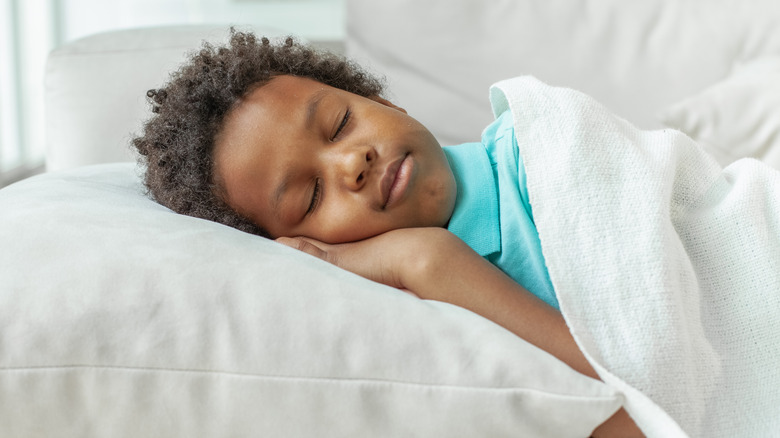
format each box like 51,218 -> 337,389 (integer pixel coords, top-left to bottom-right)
306,179 -> 322,215
331,109 -> 351,141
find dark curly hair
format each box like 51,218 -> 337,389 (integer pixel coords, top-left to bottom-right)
132,29 -> 385,237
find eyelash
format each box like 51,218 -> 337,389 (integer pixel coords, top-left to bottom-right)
331,109 -> 351,141
307,179 -> 321,215
308,109 -> 348,215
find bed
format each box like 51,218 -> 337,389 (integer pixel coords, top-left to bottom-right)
2,1 -> 780,437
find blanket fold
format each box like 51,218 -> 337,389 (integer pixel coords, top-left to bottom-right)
489,76 -> 780,438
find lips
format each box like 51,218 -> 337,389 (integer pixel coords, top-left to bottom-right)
380,154 -> 412,208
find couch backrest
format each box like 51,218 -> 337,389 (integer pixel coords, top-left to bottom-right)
45,3 -> 780,170
346,0 -> 780,146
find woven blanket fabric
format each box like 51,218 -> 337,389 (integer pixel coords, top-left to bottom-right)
489,76 -> 780,438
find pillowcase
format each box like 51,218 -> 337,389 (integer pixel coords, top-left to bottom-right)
658,56 -> 780,169
0,163 -> 621,437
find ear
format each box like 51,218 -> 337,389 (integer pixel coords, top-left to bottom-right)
370,95 -> 407,114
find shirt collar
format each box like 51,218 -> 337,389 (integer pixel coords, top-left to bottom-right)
442,142 -> 501,257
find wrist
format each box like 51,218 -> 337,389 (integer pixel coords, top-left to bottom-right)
392,227 -> 472,301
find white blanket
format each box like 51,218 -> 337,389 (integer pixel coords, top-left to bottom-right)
489,77 -> 780,438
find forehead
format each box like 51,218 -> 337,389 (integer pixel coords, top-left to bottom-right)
211,76 -> 335,224
242,75 -> 330,109
217,75 -> 342,147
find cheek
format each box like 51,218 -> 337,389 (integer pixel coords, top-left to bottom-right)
418,172 -> 457,225
312,203 -> 380,243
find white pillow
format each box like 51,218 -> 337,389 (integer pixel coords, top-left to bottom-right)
0,164 -> 621,437
658,56 -> 780,169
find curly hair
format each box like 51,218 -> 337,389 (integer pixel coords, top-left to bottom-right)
132,29 -> 385,237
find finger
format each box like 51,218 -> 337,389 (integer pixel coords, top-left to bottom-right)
275,236 -> 329,260
399,288 -> 421,298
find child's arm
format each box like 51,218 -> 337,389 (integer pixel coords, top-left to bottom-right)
277,227 -> 642,438
279,227 -> 592,375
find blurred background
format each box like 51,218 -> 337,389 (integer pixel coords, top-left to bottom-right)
0,0 -> 344,186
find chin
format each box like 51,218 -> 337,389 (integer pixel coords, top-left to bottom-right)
422,201 -> 456,229
428,181 -> 457,227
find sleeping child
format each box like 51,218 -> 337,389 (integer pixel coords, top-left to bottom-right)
133,30 -> 645,437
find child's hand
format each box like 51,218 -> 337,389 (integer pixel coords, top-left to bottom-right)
275,227 -> 459,297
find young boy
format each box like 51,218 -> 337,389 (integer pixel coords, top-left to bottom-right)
134,30 -> 641,437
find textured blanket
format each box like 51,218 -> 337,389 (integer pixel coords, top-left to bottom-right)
489,77 -> 780,438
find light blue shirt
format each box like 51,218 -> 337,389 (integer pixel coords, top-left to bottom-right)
443,111 -> 558,309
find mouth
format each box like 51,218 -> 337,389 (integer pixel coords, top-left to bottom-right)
381,154 -> 412,209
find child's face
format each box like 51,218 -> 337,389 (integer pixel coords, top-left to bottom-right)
214,75 -> 457,243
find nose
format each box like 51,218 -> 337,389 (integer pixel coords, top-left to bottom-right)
331,144 -> 376,191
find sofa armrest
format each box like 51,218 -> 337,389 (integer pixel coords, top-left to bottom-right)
44,25 -> 287,171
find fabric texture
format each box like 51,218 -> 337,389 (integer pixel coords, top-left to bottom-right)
490,76 -> 780,437
0,163 -> 622,437
443,111 -> 557,309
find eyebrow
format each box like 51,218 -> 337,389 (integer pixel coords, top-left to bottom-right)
272,173 -> 294,220
272,89 -> 328,216
306,88 -> 329,130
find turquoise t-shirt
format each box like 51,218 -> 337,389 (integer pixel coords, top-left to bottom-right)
443,110 -> 558,309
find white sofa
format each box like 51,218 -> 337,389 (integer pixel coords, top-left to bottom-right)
345,0 -> 780,168
4,1 -> 780,437
43,0 -> 780,172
